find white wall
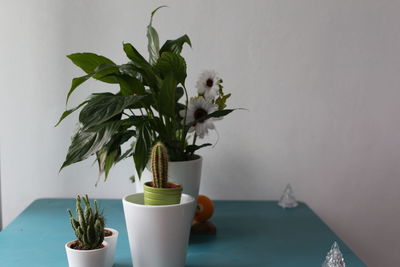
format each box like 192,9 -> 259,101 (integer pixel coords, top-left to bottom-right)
1,0 -> 399,265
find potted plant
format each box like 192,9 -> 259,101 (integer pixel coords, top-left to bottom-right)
56,6 -> 235,199
65,195 -> 108,267
144,141 -> 182,205
122,142 -> 195,266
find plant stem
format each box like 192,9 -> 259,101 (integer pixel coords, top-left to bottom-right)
192,133 -> 197,146
190,133 -> 197,157
143,107 -> 157,139
181,85 -> 189,152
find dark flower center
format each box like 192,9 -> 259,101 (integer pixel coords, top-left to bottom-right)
206,78 -> 213,88
194,108 -> 208,123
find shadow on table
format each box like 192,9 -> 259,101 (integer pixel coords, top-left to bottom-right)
189,235 -> 218,244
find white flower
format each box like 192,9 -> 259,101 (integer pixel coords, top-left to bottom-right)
196,70 -> 221,99
180,97 -> 219,138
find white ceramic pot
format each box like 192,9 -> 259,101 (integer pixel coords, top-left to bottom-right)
104,228 -> 119,267
136,156 -> 203,200
65,240 -> 108,267
122,193 -> 195,267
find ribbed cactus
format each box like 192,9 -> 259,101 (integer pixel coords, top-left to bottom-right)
67,195 -> 105,250
151,142 -> 169,188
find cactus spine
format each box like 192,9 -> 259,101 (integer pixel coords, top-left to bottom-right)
151,142 -> 169,188
67,195 -> 105,250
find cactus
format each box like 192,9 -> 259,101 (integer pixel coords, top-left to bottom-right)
151,142 -> 169,188
67,195 -> 105,250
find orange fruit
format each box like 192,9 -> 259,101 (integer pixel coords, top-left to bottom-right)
194,195 -> 214,223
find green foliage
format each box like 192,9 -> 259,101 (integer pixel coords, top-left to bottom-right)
185,109 -> 235,128
151,142 -> 169,188
155,52 -> 187,84
160,34 -> 192,55
78,94 -> 145,129
60,121 -> 123,171
215,93 -> 231,110
133,119 -> 153,179
186,143 -> 212,154
68,195 -> 105,250
56,6 -> 235,182
158,74 -> 177,118
147,6 -> 166,65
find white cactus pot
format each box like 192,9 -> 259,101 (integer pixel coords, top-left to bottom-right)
65,240 -> 108,267
136,156 -> 203,201
104,228 -> 119,267
122,193 -> 195,267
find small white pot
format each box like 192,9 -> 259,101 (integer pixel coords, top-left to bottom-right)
104,228 -> 119,267
122,193 -> 195,267
65,240 -> 108,267
136,156 -> 203,201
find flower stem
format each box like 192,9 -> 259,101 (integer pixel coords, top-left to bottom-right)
181,85 -> 190,153
190,133 -> 197,156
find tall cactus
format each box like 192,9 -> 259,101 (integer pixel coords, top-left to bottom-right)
67,195 -> 105,250
151,142 -> 169,188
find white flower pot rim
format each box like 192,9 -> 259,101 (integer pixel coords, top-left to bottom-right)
169,154 -> 202,163
65,240 -> 108,253
123,193 -> 195,209
122,193 -> 195,267
146,155 -> 202,170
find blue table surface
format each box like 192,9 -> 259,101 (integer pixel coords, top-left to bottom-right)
0,199 -> 365,267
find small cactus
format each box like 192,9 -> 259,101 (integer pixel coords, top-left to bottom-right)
151,142 -> 169,188
67,195 -> 105,250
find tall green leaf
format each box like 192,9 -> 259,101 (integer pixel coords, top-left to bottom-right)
67,53 -> 117,84
115,75 -> 146,96
65,63 -> 120,106
67,53 -> 115,73
91,64 -> 119,83
147,26 -> 159,65
160,35 -> 192,55
123,43 -> 152,69
55,101 -> 88,127
147,6 -> 167,65
96,147 -> 120,181
79,94 -> 143,129
79,94 -> 145,129
106,130 -> 136,150
66,75 -> 91,105
60,121 -> 122,171
134,121 -> 152,178
155,52 -> 187,84
123,43 -> 160,88
158,75 -> 177,117
104,149 -> 119,179
119,63 -> 139,77
117,146 -> 134,163
96,129 -> 136,180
